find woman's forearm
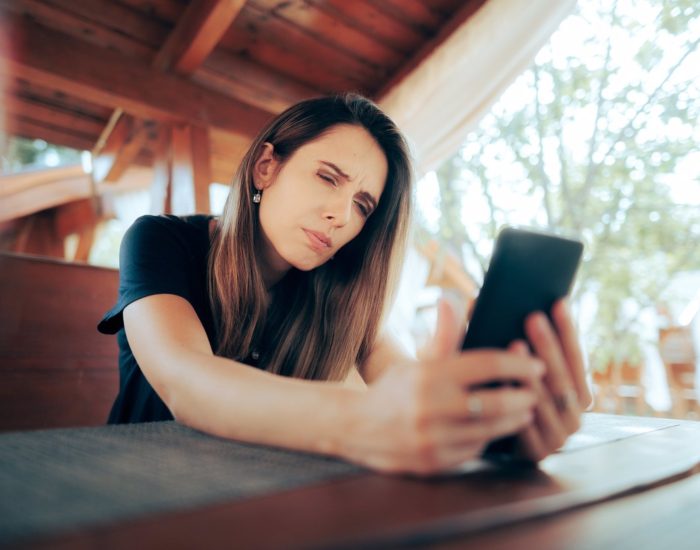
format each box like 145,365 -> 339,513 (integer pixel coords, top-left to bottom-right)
166,350 -> 364,457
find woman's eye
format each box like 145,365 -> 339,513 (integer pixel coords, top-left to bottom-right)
318,172 -> 337,186
355,201 -> 370,217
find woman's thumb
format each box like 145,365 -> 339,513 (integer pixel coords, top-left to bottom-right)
426,296 -> 465,360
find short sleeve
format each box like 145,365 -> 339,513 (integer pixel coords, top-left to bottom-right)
98,215 -> 197,334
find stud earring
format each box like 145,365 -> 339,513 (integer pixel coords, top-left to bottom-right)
253,191 -> 261,203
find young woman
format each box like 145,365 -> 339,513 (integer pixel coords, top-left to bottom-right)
99,94 -> 591,475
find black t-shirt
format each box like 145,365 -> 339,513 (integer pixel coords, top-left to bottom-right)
98,214 -> 218,424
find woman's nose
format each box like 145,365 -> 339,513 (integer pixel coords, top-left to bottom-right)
324,194 -> 353,227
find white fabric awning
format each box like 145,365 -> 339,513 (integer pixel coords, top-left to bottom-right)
380,0 -> 577,176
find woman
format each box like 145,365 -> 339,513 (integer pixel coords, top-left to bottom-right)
99,94 -> 591,475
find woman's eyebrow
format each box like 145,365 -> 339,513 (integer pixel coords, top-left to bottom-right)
320,161 -> 379,208
357,191 -> 378,212
320,161 -> 350,181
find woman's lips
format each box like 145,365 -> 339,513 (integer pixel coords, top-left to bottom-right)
303,229 -> 331,252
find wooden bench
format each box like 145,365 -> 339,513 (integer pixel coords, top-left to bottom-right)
0,252 -> 119,431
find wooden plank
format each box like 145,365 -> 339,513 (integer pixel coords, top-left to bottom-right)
73,224 -> 96,262
4,116 -> 96,151
377,0 -> 488,98
116,0 -> 184,25
378,0 -> 446,31
92,115 -> 157,183
3,73 -> 113,121
3,93 -> 106,136
0,168 -> 92,222
220,12 -> 365,92
195,50 -> 316,114
0,252 -> 119,431
94,0 -> 242,189
0,164 -> 86,197
228,5 -> 384,87
249,0 -> 405,69
190,125 -> 212,213
0,11 -> 273,137
170,123 -> 211,214
310,0 -> 428,54
0,0 -> 159,61
154,0 -> 246,74
45,0 -> 170,49
150,125 -> 172,214
54,197 -> 100,238
0,164 -> 152,222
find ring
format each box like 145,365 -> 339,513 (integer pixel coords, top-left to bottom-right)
466,394 -> 483,418
554,390 -> 578,413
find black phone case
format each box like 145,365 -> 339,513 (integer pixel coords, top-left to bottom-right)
462,227 -> 583,461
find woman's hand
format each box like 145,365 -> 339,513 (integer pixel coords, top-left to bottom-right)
511,299 -> 593,462
342,300 -> 544,475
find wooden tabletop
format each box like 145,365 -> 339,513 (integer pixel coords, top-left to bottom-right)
4,414 -> 700,550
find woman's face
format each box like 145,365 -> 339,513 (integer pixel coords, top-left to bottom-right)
254,124 -> 388,281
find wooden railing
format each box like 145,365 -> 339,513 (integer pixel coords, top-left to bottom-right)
0,252 -> 119,431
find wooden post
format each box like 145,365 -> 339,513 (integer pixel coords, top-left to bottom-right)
151,123 -> 211,215
170,123 -> 211,215
150,124 -> 172,215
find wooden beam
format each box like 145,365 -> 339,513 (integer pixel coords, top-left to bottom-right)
196,50 -> 316,114
91,0 -> 244,190
150,126 -> 172,215
0,164 -> 153,222
4,116 -> 96,151
170,124 -> 211,214
92,115 -> 157,183
154,0 -> 246,74
0,10 -> 272,137
3,94 -> 105,136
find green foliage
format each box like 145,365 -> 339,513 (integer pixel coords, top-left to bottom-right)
428,0 -> 700,369
0,134 -> 82,173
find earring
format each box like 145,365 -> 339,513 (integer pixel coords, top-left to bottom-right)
253,191 -> 261,203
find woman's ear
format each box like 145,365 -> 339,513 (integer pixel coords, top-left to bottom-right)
253,142 -> 278,190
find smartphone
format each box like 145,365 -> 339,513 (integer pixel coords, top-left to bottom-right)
462,227 -> 584,461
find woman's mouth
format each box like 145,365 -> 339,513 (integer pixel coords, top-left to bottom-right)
303,229 -> 332,253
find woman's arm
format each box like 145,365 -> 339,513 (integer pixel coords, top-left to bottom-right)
125,294 -> 543,474
124,294 -> 361,456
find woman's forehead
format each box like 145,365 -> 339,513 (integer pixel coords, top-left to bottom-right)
294,125 -> 388,188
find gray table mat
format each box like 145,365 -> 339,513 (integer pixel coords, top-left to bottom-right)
0,421 -> 363,545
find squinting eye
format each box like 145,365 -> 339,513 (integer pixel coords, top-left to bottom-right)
355,201 -> 370,218
318,172 -> 337,186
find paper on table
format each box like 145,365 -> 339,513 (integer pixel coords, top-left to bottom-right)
559,413 -> 679,453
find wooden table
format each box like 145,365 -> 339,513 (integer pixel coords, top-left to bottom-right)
2,414 -> 700,550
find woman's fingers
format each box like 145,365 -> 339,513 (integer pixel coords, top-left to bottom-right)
441,387 -> 537,422
525,311 -> 581,434
425,409 -> 534,450
551,300 -> 593,408
443,350 -> 545,388
516,424 -> 549,462
420,298 -> 464,361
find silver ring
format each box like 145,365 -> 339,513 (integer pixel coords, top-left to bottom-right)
466,394 -> 483,418
554,390 -> 578,413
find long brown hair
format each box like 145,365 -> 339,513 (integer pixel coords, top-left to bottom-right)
208,93 -> 412,381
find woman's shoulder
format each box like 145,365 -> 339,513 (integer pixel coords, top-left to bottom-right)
130,214 -> 213,233
123,214 -> 215,258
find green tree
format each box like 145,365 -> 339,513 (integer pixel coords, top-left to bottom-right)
0,134 -> 82,173
429,0 -> 700,370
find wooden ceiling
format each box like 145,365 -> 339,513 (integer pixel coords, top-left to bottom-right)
0,0 -> 486,185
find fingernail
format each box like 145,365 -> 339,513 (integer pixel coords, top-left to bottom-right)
535,313 -> 548,330
534,360 -> 545,376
